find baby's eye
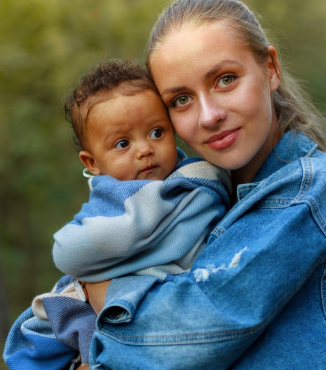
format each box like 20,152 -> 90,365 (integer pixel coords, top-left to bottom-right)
150,129 -> 163,139
217,74 -> 236,88
172,95 -> 192,107
115,139 -> 130,149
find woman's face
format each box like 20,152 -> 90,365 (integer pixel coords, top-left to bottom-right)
150,21 -> 281,183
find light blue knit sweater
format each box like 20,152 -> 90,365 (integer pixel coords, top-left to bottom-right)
53,151 -> 231,282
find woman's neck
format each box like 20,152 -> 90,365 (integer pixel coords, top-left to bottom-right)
231,131 -> 281,193
230,158 -> 261,189
229,161 -> 262,205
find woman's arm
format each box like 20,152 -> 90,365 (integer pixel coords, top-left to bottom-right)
89,153 -> 326,369
91,204 -> 326,369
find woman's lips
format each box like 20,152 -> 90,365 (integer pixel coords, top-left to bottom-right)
205,128 -> 241,150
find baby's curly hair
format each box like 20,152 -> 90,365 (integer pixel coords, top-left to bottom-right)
65,59 -> 160,151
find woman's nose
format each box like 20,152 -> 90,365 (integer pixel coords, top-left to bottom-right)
198,94 -> 226,128
136,141 -> 154,159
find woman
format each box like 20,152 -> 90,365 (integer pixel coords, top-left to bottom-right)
4,0 -> 326,369
87,0 -> 326,369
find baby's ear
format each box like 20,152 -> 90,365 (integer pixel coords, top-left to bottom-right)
79,151 -> 101,176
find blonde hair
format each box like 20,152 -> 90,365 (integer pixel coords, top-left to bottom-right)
147,0 -> 326,151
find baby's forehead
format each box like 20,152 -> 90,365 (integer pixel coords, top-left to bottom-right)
92,84 -> 161,104
89,88 -> 169,123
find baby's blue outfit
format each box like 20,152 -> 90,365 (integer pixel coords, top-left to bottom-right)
53,149 -> 231,282
3,149 -> 231,368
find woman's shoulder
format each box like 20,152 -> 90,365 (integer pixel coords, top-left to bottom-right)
233,132 -> 326,214
255,131 -> 325,184
257,136 -> 326,200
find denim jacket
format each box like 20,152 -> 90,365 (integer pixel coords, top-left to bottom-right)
4,131 -> 326,370
89,131 -> 326,369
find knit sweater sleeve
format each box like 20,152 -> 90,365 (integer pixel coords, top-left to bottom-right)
53,159 -> 230,282
52,175 -> 167,281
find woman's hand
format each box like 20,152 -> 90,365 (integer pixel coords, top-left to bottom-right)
85,280 -> 111,315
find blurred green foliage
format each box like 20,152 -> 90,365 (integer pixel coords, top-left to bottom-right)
0,0 -> 168,357
249,0 -> 326,108
0,0 -> 325,362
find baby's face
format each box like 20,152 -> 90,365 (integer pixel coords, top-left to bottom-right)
81,90 -> 177,180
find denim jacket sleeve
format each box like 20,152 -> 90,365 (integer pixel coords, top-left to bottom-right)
90,133 -> 326,370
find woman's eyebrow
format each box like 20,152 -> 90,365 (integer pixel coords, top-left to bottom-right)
204,60 -> 243,80
161,86 -> 187,97
161,60 -> 243,97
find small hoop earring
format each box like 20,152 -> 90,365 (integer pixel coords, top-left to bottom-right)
83,168 -> 94,179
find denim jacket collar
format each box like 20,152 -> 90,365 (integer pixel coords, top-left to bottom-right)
237,131 -> 318,201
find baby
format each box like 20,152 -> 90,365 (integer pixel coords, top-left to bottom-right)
33,59 -> 231,367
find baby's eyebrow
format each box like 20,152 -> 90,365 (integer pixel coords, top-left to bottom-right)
103,129 -> 126,144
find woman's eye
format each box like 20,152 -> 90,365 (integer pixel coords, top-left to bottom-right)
173,95 -> 191,107
150,129 -> 163,139
115,139 -> 130,149
217,74 -> 236,88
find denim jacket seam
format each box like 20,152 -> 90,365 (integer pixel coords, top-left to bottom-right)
212,198 -> 326,241
211,199 -> 296,236
294,196 -> 326,236
211,227 -> 224,237
293,157 -> 312,201
256,198 -> 292,208
321,261 -> 326,321
97,324 -> 262,344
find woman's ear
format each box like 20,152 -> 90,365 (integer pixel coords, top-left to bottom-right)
267,46 -> 281,92
79,151 -> 101,176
